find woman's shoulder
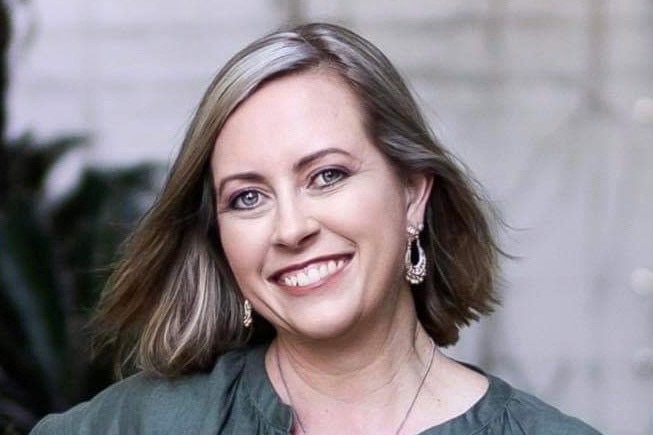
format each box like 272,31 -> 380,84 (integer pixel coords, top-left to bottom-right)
429,361 -> 603,435
487,375 -> 603,435
30,347 -> 252,435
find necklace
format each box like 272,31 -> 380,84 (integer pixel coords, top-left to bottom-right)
275,338 -> 436,435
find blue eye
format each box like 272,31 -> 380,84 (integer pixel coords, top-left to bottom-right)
313,168 -> 347,188
230,190 -> 261,210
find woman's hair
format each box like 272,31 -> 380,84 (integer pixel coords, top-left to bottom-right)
93,22 -> 501,378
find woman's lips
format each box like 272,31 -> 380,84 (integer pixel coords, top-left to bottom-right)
272,255 -> 352,291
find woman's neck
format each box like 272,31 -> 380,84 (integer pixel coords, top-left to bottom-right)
265,292 -> 440,434
271,285 -> 431,391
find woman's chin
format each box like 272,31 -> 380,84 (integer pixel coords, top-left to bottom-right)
279,309 -> 363,343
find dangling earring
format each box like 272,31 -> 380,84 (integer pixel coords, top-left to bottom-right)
405,223 -> 426,284
243,299 -> 253,328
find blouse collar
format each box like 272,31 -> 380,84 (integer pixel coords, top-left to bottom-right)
241,343 -> 513,435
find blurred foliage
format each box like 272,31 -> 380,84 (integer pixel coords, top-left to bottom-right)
0,2 -> 160,433
0,137 -> 160,433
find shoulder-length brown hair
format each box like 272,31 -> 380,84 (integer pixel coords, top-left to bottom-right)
93,22 -> 501,378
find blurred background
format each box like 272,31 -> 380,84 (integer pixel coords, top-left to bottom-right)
2,0 -> 652,433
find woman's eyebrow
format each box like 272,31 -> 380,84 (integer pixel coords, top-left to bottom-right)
292,147 -> 354,172
216,147 -> 354,194
216,172 -> 265,196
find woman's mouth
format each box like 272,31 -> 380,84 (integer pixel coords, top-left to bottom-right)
274,256 -> 351,288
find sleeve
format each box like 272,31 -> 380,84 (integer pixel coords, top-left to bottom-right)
29,401 -> 92,435
503,390 -> 604,435
30,414 -> 66,435
27,370 -> 216,435
27,350 -> 251,434
28,375 -> 147,435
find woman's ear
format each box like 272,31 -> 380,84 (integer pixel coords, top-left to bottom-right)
405,173 -> 433,224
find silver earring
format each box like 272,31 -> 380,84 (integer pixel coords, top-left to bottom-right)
405,223 -> 426,284
243,299 -> 253,328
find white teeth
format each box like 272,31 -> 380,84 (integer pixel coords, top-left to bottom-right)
282,275 -> 297,286
308,268 -> 320,283
319,264 -> 328,278
279,258 -> 348,287
297,272 -> 309,286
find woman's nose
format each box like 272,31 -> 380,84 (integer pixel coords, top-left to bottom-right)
271,195 -> 320,249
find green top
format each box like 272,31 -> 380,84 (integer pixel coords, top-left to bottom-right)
31,344 -> 601,434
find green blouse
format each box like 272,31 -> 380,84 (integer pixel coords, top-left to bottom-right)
31,344 -> 601,434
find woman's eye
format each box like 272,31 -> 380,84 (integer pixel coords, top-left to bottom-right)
230,190 -> 261,210
313,168 -> 347,188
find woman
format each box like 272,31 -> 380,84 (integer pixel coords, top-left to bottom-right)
32,23 -> 600,434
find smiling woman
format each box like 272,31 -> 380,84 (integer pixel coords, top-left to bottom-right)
30,23 -> 601,435
213,71 -> 428,342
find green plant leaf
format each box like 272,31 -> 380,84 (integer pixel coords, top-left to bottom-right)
4,133 -> 87,196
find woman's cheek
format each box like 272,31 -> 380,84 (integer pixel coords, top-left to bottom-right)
219,216 -> 269,272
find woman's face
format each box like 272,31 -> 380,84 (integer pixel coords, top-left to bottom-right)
212,71 -> 431,341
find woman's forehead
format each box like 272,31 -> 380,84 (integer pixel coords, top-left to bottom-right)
211,71 -> 369,171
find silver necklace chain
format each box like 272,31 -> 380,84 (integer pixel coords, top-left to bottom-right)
275,339 -> 436,435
